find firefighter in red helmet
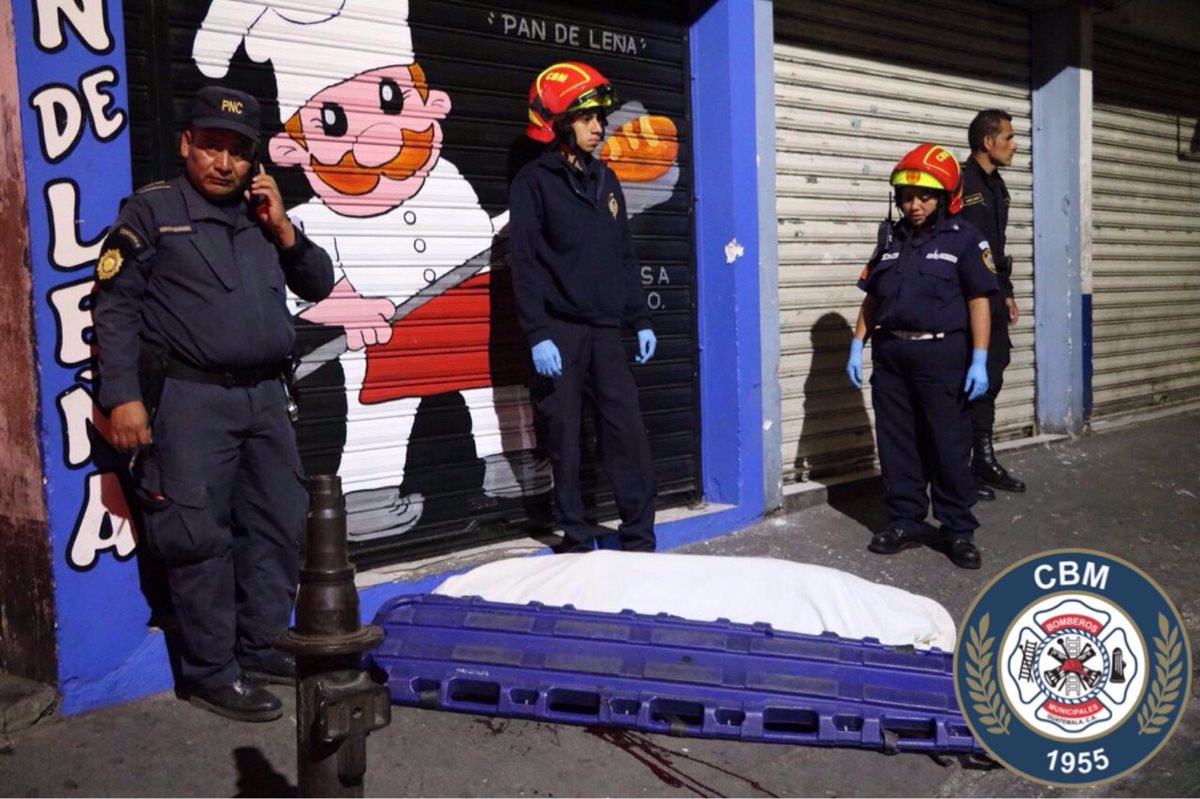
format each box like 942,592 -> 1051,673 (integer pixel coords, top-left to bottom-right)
846,143 -> 999,569
525,61 -> 618,144
509,61 -> 658,553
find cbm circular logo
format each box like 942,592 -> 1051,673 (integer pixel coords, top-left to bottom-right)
955,549 -> 1191,787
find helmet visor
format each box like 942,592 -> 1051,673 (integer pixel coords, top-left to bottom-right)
890,168 -> 947,191
567,83 -> 617,114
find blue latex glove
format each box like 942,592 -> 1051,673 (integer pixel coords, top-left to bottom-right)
964,348 -> 989,400
846,338 -> 864,389
636,329 -> 657,364
531,339 -> 562,378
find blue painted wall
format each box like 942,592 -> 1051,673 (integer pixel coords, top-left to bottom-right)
686,0 -> 768,519
1031,6 -> 1090,434
13,0 -> 773,714
10,0 -> 165,713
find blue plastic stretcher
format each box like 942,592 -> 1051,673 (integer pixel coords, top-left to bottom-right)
369,594 -> 982,754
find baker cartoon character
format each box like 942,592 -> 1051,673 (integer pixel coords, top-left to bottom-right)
195,0 -> 682,541
194,0 -> 546,540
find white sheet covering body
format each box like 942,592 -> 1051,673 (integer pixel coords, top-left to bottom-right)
434,551 -> 956,651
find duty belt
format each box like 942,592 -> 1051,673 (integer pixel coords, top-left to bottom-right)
167,356 -> 285,388
885,330 -> 946,341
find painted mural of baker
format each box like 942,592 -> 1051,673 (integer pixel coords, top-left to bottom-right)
192,0 -> 680,541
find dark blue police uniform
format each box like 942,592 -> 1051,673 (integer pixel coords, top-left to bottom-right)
958,157 -> 1012,437
857,217 -> 999,539
509,151 -> 656,552
94,175 -> 334,690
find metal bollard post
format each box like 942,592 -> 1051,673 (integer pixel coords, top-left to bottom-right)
279,475 -> 390,798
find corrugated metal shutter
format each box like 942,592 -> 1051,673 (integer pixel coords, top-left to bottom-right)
1091,28 -> 1200,421
123,0 -> 698,564
773,0 -> 1035,484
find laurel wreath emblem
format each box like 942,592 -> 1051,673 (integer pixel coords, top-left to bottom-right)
964,612 -> 1012,735
1137,613 -> 1182,736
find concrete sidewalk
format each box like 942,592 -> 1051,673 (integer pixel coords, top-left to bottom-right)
2,412 -> 1198,797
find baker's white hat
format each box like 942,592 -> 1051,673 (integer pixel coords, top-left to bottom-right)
194,0 -> 414,121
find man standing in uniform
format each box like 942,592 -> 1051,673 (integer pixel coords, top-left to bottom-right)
959,109 -> 1025,499
509,62 -> 658,554
95,86 -> 335,721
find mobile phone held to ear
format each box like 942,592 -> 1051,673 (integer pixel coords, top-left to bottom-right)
245,159 -> 267,209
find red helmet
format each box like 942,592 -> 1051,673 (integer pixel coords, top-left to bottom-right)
890,143 -> 964,214
526,61 -> 618,143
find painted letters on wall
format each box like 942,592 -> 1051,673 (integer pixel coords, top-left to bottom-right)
13,0 -> 170,713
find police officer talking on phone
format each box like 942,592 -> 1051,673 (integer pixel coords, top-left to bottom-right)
94,86 -> 335,722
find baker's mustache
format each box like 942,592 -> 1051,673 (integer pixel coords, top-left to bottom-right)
310,127 -> 436,196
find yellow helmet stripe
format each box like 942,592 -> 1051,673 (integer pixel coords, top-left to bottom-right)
890,169 -> 945,189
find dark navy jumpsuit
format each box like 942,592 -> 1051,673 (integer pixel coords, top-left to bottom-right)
958,157 -> 1013,438
857,216 -> 999,539
94,175 -> 334,689
509,151 -> 656,552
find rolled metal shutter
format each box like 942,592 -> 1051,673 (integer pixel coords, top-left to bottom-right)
122,0 -> 698,564
1090,28 -> 1200,421
773,0 -> 1036,484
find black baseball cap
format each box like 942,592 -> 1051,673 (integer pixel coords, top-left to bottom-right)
189,85 -> 261,144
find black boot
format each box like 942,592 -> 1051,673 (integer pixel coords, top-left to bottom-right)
868,526 -> 924,555
943,536 -> 982,570
976,480 -> 996,501
183,673 -> 283,722
972,432 -> 1026,493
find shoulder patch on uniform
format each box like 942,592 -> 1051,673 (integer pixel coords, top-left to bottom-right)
115,225 -> 146,253
982,247 -> 996,273
96,248 -> 123,281
607,192 -> 618,220
135,181 -> 171,195
158,224 -> 193,234
962,192 -> 985,207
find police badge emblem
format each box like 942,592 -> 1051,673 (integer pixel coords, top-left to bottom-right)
955,549 -> 1191,787
96,248 -> 123,281
979,241 -> 997,273
608,192 -> 618,220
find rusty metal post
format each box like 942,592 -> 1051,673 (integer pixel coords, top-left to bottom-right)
279,475 -> 390,797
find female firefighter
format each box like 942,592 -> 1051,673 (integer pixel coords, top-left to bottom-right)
846,143 -> 999,569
